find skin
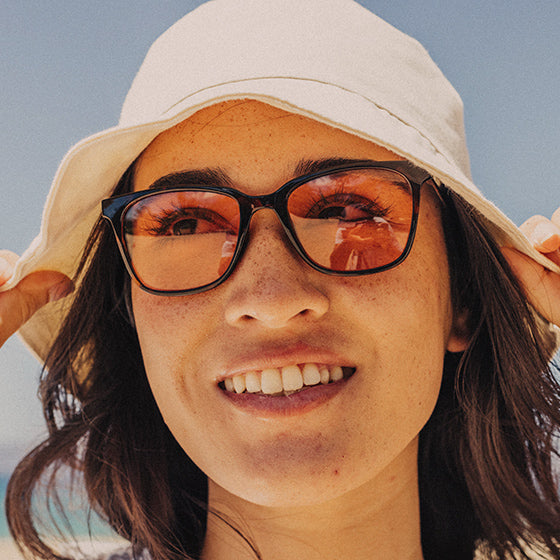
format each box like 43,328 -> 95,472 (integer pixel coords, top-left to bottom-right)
0,249 -> 72,346
502,211 -> 560,326
130,100 -> 465,559
0,101 -> 559,559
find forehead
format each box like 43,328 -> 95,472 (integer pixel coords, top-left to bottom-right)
133,100 -> 401,192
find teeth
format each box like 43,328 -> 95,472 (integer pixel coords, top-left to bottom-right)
222,364 -> 351,395
302,363 -> 320,386
331,366 -> 344,382
282,365 -> 304,391
319,366 -> 330,385
245,371 -> 261,393
232,375 -> 246,394
261,368 -> 283,394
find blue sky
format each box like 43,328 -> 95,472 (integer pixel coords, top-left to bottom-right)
1,1 -> 559,468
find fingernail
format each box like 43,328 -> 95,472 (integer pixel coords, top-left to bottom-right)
532,222 -> 560,252
48,280 -> 74,303
0,257 -> 14,281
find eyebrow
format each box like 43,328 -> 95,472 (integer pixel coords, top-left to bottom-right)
147,167 -> 233,190
294,157 -> 381,176
146,157 -> 387,191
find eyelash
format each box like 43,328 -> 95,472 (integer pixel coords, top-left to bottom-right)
146,205 -> 234,236
297,187 -> 390,220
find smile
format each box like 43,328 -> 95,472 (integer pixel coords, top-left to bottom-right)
220,363 -> 356,396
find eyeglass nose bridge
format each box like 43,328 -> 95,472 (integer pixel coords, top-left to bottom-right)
245,189 -> 282,211
240,188 -> 292,226
235,189 -> 302,258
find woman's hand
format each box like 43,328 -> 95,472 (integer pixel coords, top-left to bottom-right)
0,251 -> 73,348
502,208 -> 560,327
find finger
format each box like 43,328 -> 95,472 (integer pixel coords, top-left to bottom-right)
0,251 -> 20,287
552,207 -> 560,227
0,271 -> 73,347
519,215 -> 560,254
501,247 -> 560,326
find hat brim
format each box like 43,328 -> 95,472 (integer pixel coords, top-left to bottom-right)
4,79 -> 559,362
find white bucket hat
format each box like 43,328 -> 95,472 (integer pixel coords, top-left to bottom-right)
4,0 -> 559,362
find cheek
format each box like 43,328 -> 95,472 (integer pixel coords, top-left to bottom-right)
335,241 -> 453,424
351,296 -> 446,482
130,285 -> 220,415
338,257 -> 453,356
130,285 -> 228,457
132,284 -> 218,362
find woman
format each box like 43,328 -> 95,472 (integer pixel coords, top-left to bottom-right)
1,1 -> 560,559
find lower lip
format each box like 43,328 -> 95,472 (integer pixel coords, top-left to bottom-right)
219,378 -> 350,417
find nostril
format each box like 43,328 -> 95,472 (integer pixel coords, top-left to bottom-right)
239,314 -> 256,322
222,225 -> 330,327
224,287 -> 329,328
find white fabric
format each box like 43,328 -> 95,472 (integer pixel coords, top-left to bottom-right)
4,0 -> 559,361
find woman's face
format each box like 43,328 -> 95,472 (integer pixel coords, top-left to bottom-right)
132,100 -> 467,507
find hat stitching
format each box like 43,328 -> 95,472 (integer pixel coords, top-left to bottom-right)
160,76 -> 453,168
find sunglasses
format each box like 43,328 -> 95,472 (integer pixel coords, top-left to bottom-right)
102,160 -> 430,295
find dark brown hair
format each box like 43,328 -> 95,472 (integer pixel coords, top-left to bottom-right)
6,166 -> 560,559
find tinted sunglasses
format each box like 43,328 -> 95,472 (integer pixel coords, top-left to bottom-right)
102,160 -> 430,295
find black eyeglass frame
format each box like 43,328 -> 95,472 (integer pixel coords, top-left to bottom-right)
101,160 -> 430,296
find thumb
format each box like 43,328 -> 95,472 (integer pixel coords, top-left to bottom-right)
501,247 -> 560,327
0,270 -> 74,348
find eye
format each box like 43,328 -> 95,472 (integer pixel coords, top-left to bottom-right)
125,191 -> 241,238
171,217 -> 196,235
305,192 -> 389,222
152,207 -> 236,236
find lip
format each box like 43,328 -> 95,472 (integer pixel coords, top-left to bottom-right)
217,342 -> 356,382
217,343 -> 356,417
220,378 -> 352,417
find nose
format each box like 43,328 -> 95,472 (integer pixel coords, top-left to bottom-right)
223,210 -> 330,328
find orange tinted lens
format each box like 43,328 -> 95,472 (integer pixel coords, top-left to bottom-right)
123,191 -> 240,291
287,169 -> 414,271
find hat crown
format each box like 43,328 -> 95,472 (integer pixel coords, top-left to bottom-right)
120,0 -> 470,178
12,0 -> 560,365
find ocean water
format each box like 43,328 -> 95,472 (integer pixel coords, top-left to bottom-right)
1,474 -> 9,537
1,472 -> 116,539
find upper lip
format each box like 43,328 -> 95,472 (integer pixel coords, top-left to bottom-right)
217,342 -> 356,383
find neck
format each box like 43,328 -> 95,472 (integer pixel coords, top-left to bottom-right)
201,439 -> 424,560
